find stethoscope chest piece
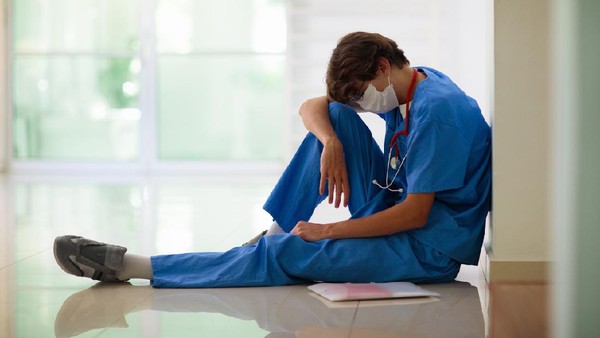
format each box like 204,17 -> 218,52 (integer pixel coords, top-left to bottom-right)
390,156 -> 400,170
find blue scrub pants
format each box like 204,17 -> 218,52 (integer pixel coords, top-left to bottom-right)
150,103 -> 460,288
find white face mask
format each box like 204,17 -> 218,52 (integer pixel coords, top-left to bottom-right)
356,76 -> 399,114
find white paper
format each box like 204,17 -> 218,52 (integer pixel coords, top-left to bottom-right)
308,282 -> 440,302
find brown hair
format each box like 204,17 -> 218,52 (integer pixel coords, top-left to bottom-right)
326,32 -> 409,103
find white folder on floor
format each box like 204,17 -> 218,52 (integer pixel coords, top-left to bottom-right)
308,282 -> 440,302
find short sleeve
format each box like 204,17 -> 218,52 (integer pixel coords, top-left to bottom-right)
405,121 -> 469,193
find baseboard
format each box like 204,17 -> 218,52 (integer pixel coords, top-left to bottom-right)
487,260 -> 549,282
480,248 -> 549,282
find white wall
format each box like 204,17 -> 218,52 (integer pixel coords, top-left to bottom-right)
286,0 -> 489,156
491,0 -> 551,267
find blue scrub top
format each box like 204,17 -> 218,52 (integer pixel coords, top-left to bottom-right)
381,67 -> 491,265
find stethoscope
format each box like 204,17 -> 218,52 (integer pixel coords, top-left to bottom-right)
372,68 -> 418,193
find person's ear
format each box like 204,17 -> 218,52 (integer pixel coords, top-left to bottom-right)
377,57 -> 392,76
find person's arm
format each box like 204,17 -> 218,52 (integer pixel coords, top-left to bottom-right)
299,96 -> 350,208
291,192 -> 435,241
299,96 -> 336,144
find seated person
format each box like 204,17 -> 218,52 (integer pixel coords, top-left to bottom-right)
54,32 -> 491,288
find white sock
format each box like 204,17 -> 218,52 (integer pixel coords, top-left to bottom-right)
116,253 -> 154,281
265,221 -> 284,235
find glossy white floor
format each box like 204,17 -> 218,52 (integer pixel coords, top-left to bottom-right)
0,174 -> 488,338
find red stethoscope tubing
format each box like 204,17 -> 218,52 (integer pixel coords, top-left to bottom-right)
389,68 -> 418,158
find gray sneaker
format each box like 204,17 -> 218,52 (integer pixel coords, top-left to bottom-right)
54,235 -> 128,282
241,230 -> 268,246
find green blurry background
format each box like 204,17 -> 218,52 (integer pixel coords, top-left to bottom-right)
12,0 -> 286,161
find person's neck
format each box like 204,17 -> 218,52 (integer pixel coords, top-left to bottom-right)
392,66 -> 422,104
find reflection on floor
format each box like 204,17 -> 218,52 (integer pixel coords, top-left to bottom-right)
0,175 -> 488,337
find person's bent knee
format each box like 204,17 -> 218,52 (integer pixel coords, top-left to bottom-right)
327,102 -> 366,132
328,102 -> 357,119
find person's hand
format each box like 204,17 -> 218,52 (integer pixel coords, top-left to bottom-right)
291,221 -> 329,242
320,138 -> 350,208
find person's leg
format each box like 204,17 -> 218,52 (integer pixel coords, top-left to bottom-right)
150,233 -> 459,288
54,232 -> 459,287
263,102 -> 387,232
116,253 -> 153,280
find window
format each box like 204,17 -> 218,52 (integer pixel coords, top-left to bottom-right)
9,0 -> 488,170
155,0 -> 286,161
12,0 -> 141,160
10,0 -> 286,164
